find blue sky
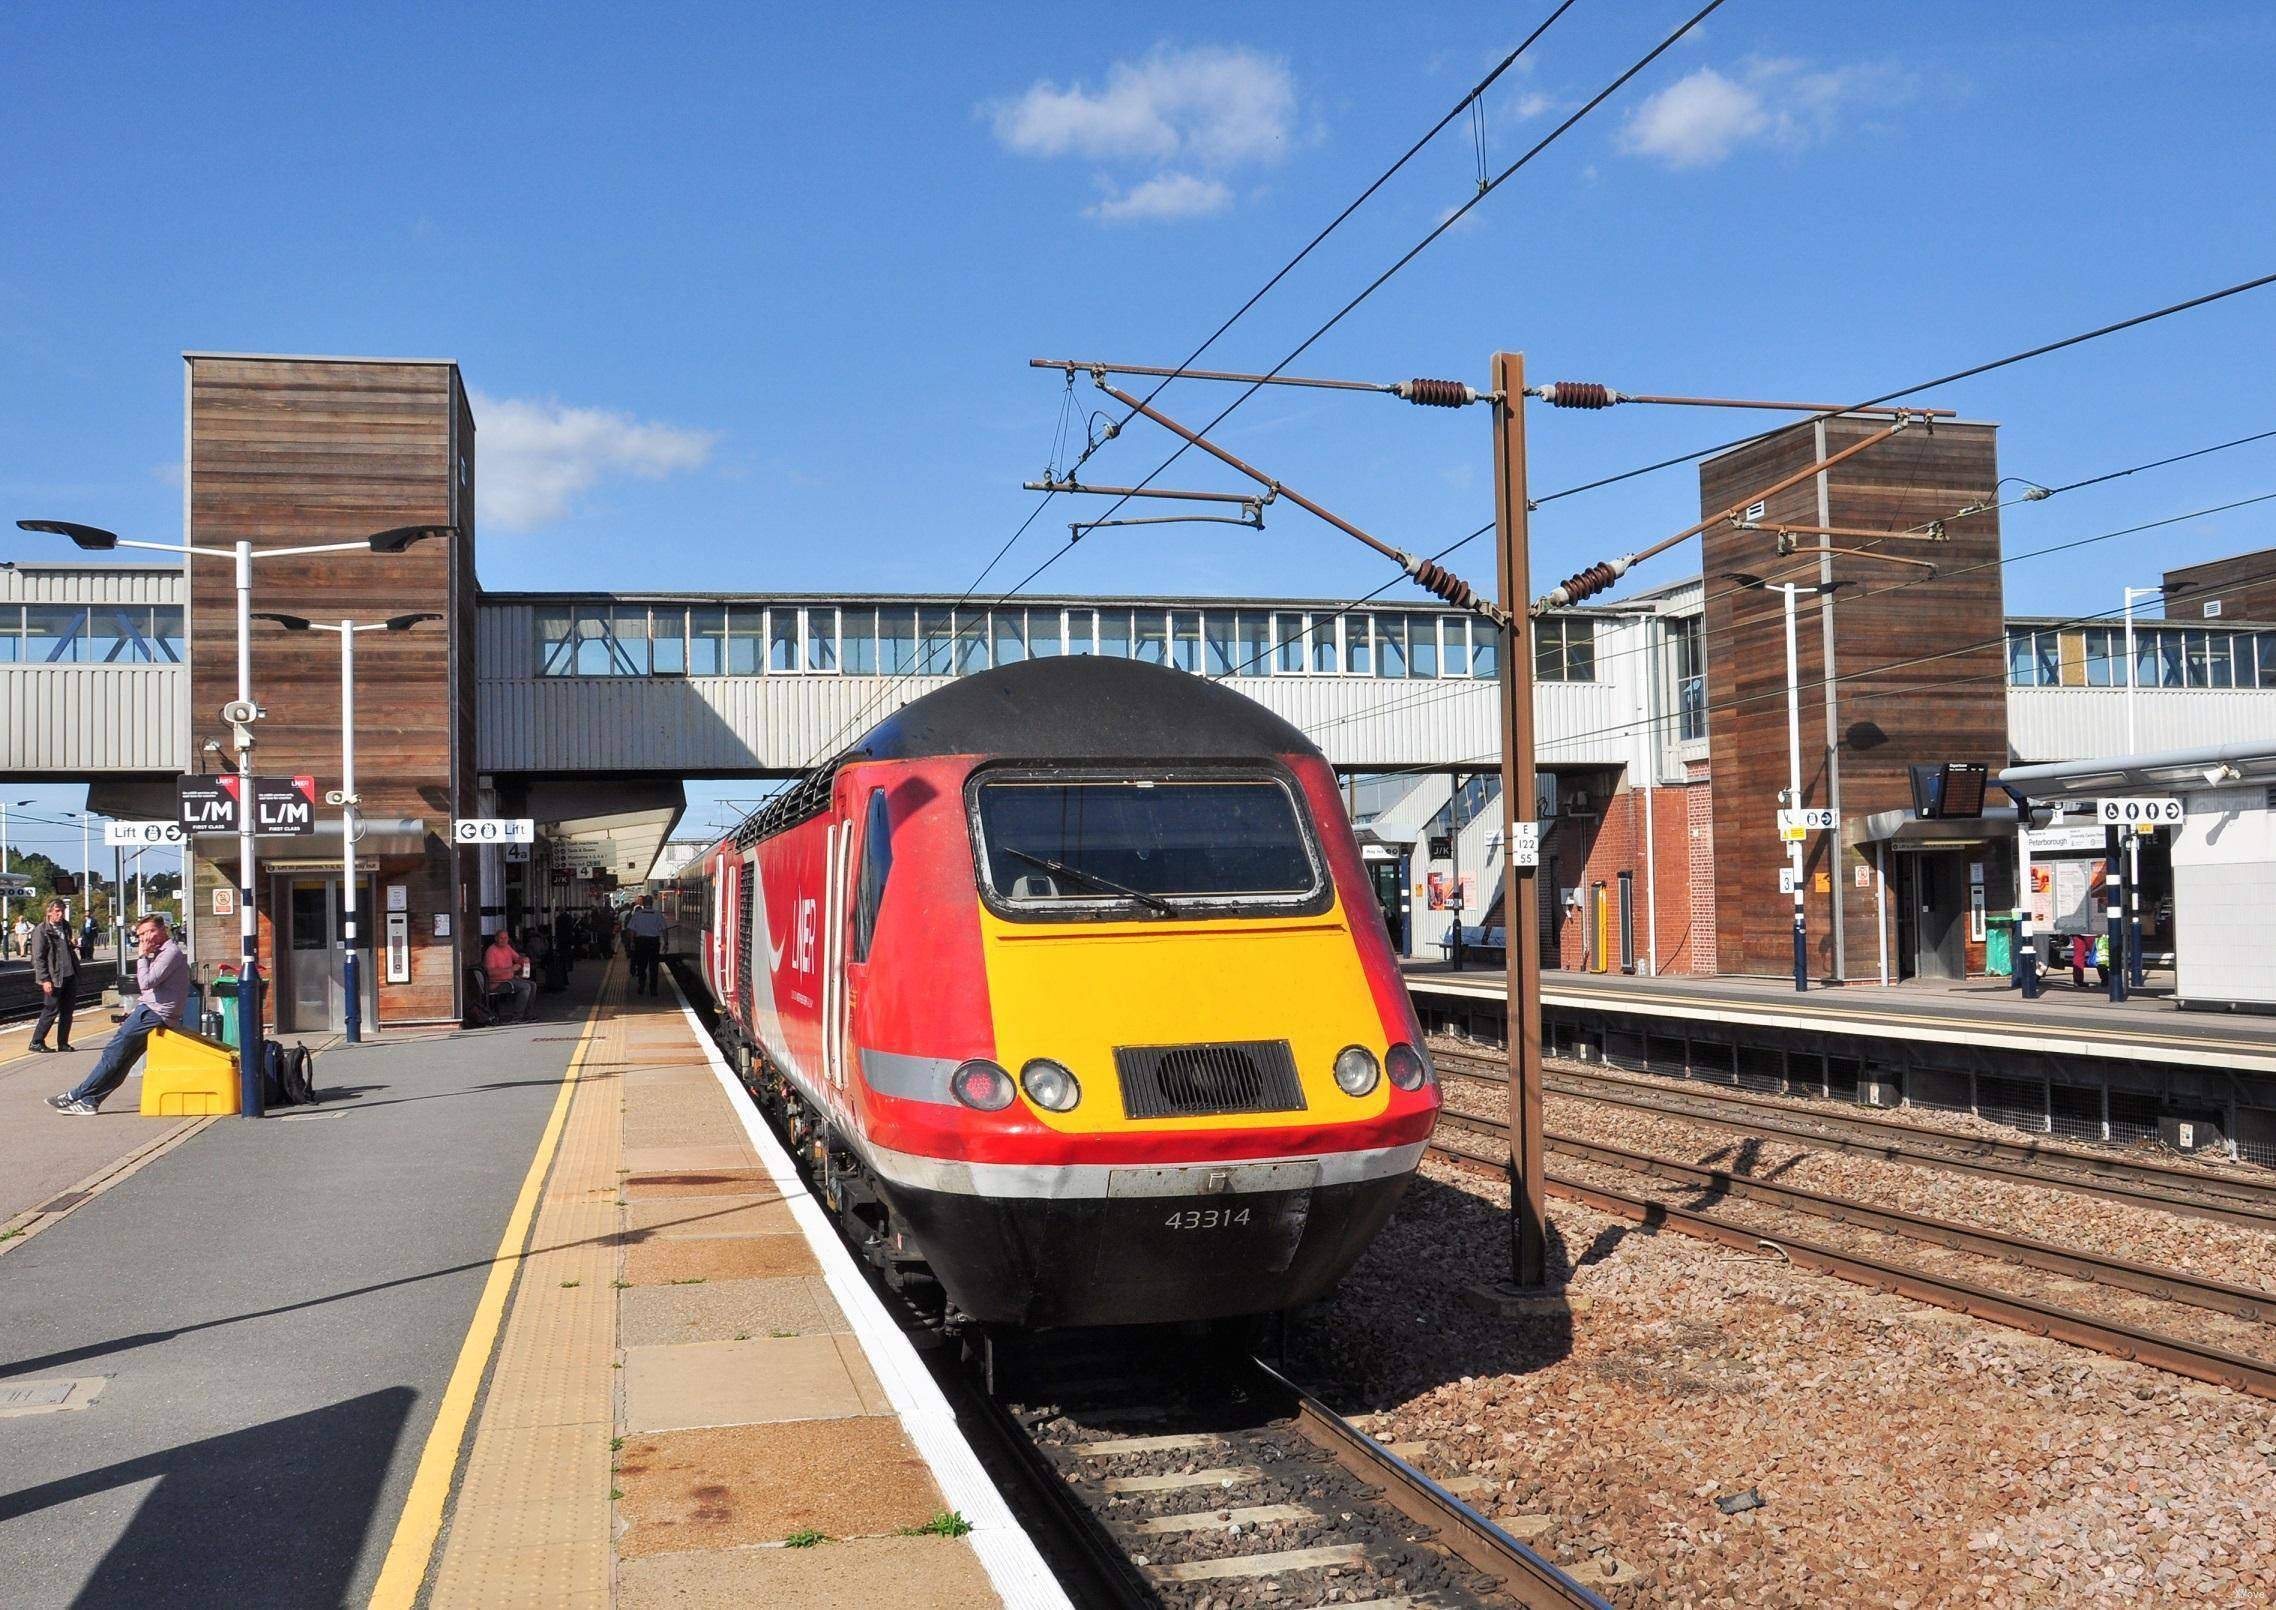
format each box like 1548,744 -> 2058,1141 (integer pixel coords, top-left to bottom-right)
6,2 -> 2276,861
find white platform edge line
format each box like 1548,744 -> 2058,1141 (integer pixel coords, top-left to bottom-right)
668,982 -> 1072,1610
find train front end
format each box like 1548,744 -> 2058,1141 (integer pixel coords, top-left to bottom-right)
852,659 -> 1439,1329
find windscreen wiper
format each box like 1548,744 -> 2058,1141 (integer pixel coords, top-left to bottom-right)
999,846 -> 1173,915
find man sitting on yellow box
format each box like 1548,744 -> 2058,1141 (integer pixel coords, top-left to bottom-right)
48,913 -> 189,1116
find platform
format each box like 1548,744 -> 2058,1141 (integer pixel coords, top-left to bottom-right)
0,960 -> 1064,1609
1405,963 -> 2276,1077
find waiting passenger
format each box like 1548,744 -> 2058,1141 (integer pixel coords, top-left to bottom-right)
484,929 -> 536,1022
47,913 -> 187,1115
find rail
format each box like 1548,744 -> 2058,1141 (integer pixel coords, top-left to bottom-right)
1437,1049 -> 2276,1231
1431,1109 -> 2276,1403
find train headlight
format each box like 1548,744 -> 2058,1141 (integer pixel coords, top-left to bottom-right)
1020,1058 -> 1082,1112
1333,1044 -> 1380,1097
1386,1042 -> 1433,1092
951,1059 -> 1016,1111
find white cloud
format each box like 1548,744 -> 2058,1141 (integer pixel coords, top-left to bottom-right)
1617,59 -> 1892,169
985,44 -> 1298,222
1514,90 -> 1555,121
1086,172 -> 1234,223
470,392 -> 720,532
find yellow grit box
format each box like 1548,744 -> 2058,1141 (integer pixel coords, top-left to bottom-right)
139,1025 -> 241,1116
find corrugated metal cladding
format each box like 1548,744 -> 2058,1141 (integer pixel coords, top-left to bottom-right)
2007,686 -> 2276,764
0,666 -> 188,773
1,564 -> 183,605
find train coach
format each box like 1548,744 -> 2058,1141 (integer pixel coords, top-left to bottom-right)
680,654 -> 1438,1330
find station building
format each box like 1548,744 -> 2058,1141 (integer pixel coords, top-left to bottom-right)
5,351 -> 2274,1032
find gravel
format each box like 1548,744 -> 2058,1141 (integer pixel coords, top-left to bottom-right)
1288,1158 -> 2276,1607
1436,1069 -> 2276,1297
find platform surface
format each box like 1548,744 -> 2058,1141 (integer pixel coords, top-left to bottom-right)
0,967 -> 601,1607
1406,961 -> 2276,1071
418,966 -> 1045,1609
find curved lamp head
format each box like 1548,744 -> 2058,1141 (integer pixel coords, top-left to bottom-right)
385,612 -> 442,631
17,519 -> 120,550
367,524 -> 455,554
252,612 -> 313,631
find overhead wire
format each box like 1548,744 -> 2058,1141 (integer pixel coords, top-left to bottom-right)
779,2 -> 1589,781
1326,511 -> 2276,771
1222,417 -> 2276,698
1010,0 -> 1727,600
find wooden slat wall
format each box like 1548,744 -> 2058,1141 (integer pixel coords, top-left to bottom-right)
2161,547 -> 2276,623
185,356 -> 474,1026
1701,420 -> 2007,979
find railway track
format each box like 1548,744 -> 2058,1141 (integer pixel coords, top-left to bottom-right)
0,962 -> 119,1028
667,963 -> 1611,1608
960,1334 -> 1614,1609
1431,1109 -> 2276,1403
1436,1048 -> 2276,1232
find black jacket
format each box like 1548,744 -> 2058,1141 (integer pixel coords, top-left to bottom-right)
32,920 -> 77,984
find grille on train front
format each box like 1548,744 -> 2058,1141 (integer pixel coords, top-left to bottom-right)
1113,1040 -> 1307,1120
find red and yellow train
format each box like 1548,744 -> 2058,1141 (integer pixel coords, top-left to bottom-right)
672,655 -> 1437,1329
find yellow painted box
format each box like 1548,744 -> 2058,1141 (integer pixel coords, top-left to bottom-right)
140,1025 -> 241,1117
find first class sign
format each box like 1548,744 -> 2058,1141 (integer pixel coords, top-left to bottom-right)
175,775 -> 318,835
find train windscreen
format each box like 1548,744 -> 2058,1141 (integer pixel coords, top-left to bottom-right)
974,777 -> 1321,914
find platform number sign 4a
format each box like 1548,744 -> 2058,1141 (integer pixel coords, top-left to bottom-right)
2096,797 -> 2183,827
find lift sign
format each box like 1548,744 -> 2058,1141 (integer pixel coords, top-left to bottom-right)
2096,797 -> 2183,827
451,818 -> 535,844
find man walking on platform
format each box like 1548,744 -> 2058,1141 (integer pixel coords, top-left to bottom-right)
48,913 -> 187,1115
29,898 -> 78,1053
624,895 -> 667,996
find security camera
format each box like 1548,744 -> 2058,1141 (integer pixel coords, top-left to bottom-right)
220,699 -> 260,726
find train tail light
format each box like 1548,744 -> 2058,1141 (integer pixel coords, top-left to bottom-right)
1386,1042 -> 1433,1091
951,1059 -> 1016,1111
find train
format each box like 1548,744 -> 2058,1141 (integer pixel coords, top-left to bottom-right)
668,654 -> 1438,1330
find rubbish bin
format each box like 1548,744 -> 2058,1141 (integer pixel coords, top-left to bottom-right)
1985,915 -> 2015,978
211,969 -> 242,1049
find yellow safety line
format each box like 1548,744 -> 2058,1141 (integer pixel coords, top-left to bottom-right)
364,966 -> 611,1610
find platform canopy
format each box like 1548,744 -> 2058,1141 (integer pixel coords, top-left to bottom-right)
2001,739 -> 2276,801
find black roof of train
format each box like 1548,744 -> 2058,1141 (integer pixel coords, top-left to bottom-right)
735,658 -> 1320,847
863,655 -> 1320,764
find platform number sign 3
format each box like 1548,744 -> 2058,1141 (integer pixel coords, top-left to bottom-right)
2095,797 -> 2183,827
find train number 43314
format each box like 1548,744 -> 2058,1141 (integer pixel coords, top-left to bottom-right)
1164,1206 -> 1252,1230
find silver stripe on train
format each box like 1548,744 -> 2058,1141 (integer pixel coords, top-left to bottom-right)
861,1139 -> 1429,1200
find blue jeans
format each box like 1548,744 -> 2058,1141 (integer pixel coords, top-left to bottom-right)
70,1005 -> 165,1108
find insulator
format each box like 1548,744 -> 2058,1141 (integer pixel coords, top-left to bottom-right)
1395,377 -> 1477,408
1541,381 -> 1619,410
1544,555 -> 1633,607
1405,557 -> 1479,610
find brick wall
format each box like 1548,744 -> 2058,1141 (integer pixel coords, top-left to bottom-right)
1543,779 -> 1707,975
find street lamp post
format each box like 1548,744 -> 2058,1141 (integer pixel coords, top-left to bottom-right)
255,611 -> 438,1043
17,518 -> 450,1114
2121,585 -> 2161,988
1729,576 -> 1839,992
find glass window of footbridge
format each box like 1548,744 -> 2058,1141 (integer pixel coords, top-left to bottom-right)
2006,623 -> 2276,689
8,604 -> 186,664
531,601 -> 1548,684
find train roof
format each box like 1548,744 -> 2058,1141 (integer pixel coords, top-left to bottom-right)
734,658 -> 1321,848
862,655 -> 1321,764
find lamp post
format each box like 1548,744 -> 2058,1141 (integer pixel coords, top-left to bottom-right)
2120,584 -> 2162,988
17,518 -> 451,1114
1728,576 -> 1841,992
254,611 -> 439,1042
